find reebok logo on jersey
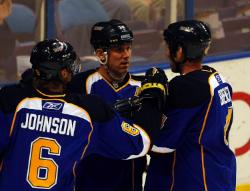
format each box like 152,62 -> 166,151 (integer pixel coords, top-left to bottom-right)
43,102 -> 63,110
121,122 -> 139,136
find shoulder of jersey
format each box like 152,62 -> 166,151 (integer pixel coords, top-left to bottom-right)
67,69 -> 96,93
169,69 -> 212,108
65,93 -> 115,122
71,69 -> 96,83
65,93 -> 101,109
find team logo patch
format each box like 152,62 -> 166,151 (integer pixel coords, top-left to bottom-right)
43,102 -> 63,110
179,26 -> 194,33
93,26 -> 104,31
53,41 -> 64,52
121,34 -> 131,40
121,122 -> 139,136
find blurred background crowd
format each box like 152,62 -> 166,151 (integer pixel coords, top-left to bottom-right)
1,0 -> 250,83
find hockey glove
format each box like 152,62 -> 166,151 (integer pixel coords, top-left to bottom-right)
113,96 -> 142,118
140,67 -> 168,111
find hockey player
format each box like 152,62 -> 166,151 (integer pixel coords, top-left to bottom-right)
68,19 -> 148,191
0,39 -> 166,191
144,20 -> 236,191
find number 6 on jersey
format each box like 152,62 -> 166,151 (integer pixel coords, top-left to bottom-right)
26,137 -> 61,189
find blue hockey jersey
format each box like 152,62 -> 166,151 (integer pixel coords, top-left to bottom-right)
68,70 -> 146,191
145,65 -> 236,191
68,69 -> 142,104
0,84 -> 152,191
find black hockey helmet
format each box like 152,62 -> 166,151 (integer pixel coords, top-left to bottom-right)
90,19 -> 133,51
163,20 -> 211,61
30,39 -> 80,80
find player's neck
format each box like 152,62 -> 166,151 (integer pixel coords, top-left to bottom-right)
47,85 -> 65,93
181,61 -> 202,75
34,80 -> 66,94
98,67 -> 112,82
98,66 -> 125,84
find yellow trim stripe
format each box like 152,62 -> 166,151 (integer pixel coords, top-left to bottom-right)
86,72 -> 135,93
35,89 -> 65,97
201,146 -> 208,191
9,111 -> 18,136
114,75 -> 132,92
80,122 -> 94,159
198,72 -> 215,143
237,184 -> 250,191
9,98 -> 35,136
101,73 -> 132,92
198,97 -> 213,143
198,72 -> 217,191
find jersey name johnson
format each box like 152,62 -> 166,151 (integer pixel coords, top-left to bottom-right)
21,113 -> 76,136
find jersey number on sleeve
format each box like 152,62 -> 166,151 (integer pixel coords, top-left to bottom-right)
26,137 -> 61,189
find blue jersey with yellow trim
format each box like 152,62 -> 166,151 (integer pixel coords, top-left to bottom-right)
68,69 -> 142,104
68,70 -> 146,191
145,65 -> 236,191
0,85 -> 151,191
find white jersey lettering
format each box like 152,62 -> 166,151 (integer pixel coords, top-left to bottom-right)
21,113 -> 76,136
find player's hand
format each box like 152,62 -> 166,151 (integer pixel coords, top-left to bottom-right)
113,96 -> 142,118
140,67 -> 168,111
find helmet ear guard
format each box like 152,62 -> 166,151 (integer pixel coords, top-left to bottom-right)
98,52 -> 108,65
94,49 -> 108,65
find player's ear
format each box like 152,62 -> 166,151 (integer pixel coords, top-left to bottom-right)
60,68 -> 67,77
95,48 -> 107,63
95,49 -> 105,60
60,68 -> 71,83
176,47 -> 184,61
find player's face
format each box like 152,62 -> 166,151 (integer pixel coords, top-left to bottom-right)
107,43 -> 132,79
